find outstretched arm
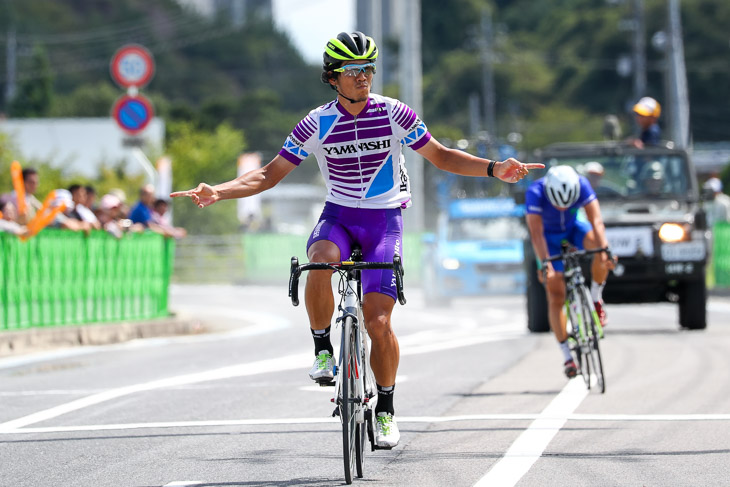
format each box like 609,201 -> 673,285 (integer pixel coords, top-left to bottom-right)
416,138 -> 544,183
170,155 -> 297,208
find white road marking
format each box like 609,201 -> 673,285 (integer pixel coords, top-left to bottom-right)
0,390 -> 104,396
0,352 -> 312,433
2,411 -> 729,435
163,482 -> 203,486
0,309 -> 290,371
474,378 -> 588,487
0,323 -> 524,432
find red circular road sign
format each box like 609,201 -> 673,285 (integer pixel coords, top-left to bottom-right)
110,44 -> 155,88
112,94 -> 155,135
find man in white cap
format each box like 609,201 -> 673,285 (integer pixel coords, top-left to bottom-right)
704,176 -> 730,227
629,96 -> 661,148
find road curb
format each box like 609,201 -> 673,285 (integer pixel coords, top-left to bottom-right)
0,314 -> 207,358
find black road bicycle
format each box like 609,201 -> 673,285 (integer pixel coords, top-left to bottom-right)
543,243 -> 612,393
288,247 -> 406,484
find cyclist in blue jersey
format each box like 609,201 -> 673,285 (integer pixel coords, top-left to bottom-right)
525,165 -> 615,378
172,31 -> 543,447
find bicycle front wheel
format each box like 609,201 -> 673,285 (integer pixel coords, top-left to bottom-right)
339,315 -> 357,484
580,287 -> 606,393
567,291 -> 591,389
354,326 -> 369,478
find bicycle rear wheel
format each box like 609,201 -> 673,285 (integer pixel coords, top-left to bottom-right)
339,315 -> 357,484
580,287 -> 606,393
567,292 -> 591,389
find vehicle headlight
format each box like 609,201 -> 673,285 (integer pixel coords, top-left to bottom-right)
658,223 -> 689,242
441,258 -> 460,270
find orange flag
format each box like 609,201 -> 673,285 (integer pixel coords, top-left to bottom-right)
10,161 -> 26,216
26,204 -> 66,239
22,191 -> 60,241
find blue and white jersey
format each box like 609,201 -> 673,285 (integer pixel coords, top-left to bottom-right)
278,94 -> 431,209
525,176 -> 596,233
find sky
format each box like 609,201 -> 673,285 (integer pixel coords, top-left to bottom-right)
272,0 -> 355,65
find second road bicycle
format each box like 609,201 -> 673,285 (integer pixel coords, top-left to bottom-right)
543,243 -> 612,393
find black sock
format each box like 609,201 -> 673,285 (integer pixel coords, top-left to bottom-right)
375,383 -> 395,416
311,326 -> 333,355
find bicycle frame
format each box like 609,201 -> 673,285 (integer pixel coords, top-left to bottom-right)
544,244 -> 609,393
288,251 -> 405,484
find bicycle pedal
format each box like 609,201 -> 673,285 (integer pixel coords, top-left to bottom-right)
317,379 -> 335,387
373,444 -> 394,451
332,407 -> 340,418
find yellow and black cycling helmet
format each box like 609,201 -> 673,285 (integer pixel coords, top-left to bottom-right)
321,31 -> 378,85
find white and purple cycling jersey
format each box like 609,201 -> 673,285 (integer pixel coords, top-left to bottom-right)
278,94 -> 431,209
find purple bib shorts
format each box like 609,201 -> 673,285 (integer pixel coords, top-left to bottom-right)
307,202 -> 404,301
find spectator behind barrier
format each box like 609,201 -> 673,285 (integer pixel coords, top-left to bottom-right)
98,192 -> 145,238
152,198 -> 187,239
68,183 -> 101,229
0,200 -> 29,237
49,188 -> 93,234
129,184 -> 176,237
2,167 -> 42,225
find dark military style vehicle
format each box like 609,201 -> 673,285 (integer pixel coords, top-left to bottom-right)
525,142 -> 709,332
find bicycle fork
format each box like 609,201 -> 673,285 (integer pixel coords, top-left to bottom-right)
334,277 -> 367,422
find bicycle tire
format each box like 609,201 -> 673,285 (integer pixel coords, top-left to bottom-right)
340,315 -> 357,485
580,287 -> 606,393
354,323 -> 366,478
568,289 -> 592,389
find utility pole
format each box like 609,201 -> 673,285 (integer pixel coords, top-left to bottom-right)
399,0 -> 424,232
361,0 -> 383,94
631,0 -> 647,101
666,0 -> 689,149
479,8 -> 497,147
5,28 -> 17,107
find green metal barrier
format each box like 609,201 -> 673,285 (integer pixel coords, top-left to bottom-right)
241,232 -> 424,285
0,229 -> 175,331
713,222 -> 730,287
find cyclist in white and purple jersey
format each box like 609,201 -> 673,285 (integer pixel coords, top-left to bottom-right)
172,31 -> 543,448
525,165 -> 615,379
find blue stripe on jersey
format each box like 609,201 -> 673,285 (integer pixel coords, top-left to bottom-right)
402,122 -> 428,146
283,138 -> 309,159
319,115 -> 337,140
366,155 -> 395,197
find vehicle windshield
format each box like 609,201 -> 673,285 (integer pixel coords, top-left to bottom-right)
544,153 -> 693,200
448,217 -> 528,241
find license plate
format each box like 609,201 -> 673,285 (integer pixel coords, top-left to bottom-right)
661,241 -> 706,262
605,226 -> 654,257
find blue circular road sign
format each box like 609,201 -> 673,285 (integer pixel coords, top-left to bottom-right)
112,94 -> 154,135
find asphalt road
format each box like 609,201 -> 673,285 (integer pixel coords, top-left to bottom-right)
1,284 -> 729,487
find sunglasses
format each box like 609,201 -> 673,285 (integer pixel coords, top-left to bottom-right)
334,63 -> 377,77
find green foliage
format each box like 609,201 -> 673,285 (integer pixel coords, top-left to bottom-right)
9,44 -> 54,117
522,104 -> 606,151
94,164 -> 147,204
0,133 -> 20,190
50,82 -> 120,117
165,121 -> 246,234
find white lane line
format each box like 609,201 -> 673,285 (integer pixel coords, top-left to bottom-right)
474,378 -> 588,487
0,352 -> 312,433
0,390 -> 104,396
0,324 -> 525,432
0,309 -> 290,371
4,411 -> 730,435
